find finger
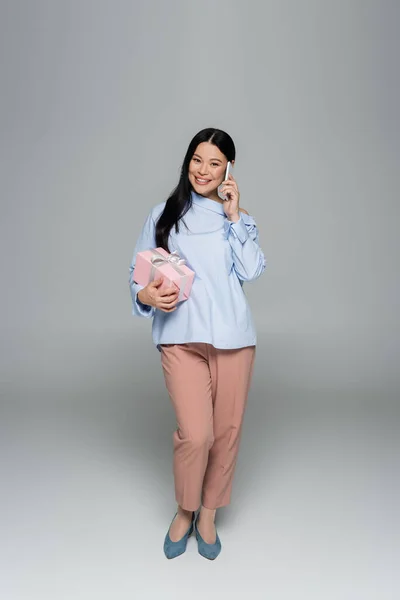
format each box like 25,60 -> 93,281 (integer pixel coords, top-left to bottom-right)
159,301 -> 178,310
160,306 -> 177,313
158,291 -> 179,303
158,296 -> 179,307
150,278 -> 164,288
158,288 -> 179,299
162,284 -> 179,294
222,190 -> 238,201
220,185 -> 238,196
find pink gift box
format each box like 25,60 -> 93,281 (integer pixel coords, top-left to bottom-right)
133,247 -> 194,302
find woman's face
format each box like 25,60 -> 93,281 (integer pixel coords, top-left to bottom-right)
188,142 -> 230,201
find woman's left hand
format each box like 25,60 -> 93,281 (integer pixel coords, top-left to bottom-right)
220,174 -> 241,222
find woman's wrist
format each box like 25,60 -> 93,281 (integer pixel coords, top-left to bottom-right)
227,211 -> 240,223
137,289 -> 148,305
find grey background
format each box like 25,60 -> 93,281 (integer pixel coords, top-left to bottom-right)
1,1 -> 399,599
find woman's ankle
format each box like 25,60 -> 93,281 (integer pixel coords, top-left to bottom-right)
177,505 -> 193,518
199,506 -> 216,522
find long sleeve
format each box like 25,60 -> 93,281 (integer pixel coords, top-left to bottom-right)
129,194 -> 262,350
224,213 -> 266,282
129,211 -> 157,318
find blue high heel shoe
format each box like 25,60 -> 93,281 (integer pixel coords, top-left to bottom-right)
194,514 -> 222,560
163,511 -> 195,559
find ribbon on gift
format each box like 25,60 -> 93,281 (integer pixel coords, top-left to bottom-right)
149,249 -> 188,301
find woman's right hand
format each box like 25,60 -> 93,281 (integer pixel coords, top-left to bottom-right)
137,278 -> 179,313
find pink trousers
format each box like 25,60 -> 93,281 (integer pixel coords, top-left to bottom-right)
160,343 -> 256,511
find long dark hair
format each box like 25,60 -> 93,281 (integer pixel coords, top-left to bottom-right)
155,128 -> 236,251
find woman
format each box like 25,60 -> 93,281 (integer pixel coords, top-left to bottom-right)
129,128 -> 266,560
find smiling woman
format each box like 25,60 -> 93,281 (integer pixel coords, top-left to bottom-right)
128,127 -> 266,561
155,128 -> 237,252
190,145 -> 226,192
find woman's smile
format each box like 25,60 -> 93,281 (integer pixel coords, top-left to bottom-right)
194,176 -> 212,185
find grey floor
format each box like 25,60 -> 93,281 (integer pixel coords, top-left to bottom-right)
1,331 -> 399,600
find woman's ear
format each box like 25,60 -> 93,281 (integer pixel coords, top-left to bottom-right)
231,159 -> 235,166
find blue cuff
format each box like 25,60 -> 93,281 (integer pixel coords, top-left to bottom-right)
224,215 -> 250,244
131,282 -> 155,318
136,293 -> 152,314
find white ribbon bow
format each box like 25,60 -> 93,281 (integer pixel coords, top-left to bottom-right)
150,250 -> 186,267
149,250 -> 188,302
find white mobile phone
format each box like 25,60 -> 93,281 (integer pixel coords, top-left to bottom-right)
217,162 -> 234,201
